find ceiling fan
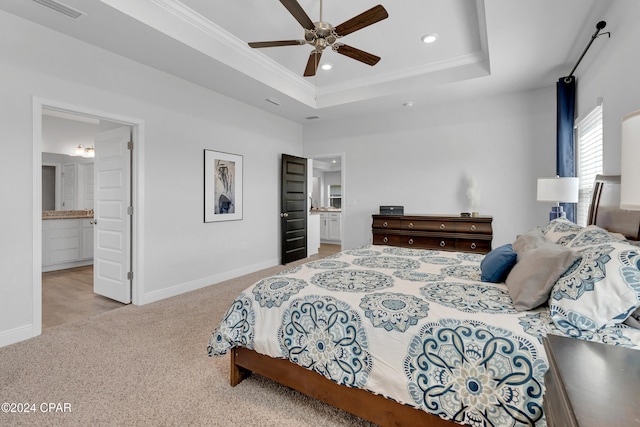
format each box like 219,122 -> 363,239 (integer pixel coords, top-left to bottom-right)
248,0 -> 389,77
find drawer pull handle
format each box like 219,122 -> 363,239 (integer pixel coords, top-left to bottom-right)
408,239 -> 414,245
440,224 -> 446,230
470,225 -> 477,231
383,221 -> 388,227
471,242 -> 477,249
383,237 -> 388,243
440,241 -> 446,247
408,222 -> 414,229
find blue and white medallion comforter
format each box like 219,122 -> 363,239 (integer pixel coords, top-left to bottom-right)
208,245 -> 640,426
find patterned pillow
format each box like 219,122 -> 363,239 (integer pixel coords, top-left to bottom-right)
567,225 -> 619,249
541,218 -> 583,246
549,238 -> 640,331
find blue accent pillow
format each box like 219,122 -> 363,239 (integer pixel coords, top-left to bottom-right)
481,244 -> 518,283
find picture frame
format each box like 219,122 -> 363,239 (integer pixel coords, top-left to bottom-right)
204,149 -> 243,222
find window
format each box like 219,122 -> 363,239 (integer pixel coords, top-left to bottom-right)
575,105 -> 603,226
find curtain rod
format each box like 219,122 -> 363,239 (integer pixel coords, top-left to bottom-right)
567,21 -> 610,79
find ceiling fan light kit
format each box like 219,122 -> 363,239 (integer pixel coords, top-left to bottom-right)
248,0 -> 388,77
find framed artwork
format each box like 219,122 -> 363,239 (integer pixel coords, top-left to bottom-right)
204,149 -> 243,222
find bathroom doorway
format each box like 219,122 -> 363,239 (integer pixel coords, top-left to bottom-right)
39,106 -> 134,329
309,153 -> 344,248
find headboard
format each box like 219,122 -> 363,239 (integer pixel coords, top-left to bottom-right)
588,174 -> 640,241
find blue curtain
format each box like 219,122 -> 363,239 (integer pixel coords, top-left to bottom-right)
556,76 -> 576,222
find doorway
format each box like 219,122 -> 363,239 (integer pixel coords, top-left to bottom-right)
41,110 -> 130,328
309,153 -> 344,249
33,99 -> 142,335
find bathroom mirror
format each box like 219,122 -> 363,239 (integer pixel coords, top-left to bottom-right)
42,152 -> 94,211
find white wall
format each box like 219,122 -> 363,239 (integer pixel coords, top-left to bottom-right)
0,11 -> 302,347
42,115 -> 100,155
574,0 -> 640,173
304,87 -> 556,249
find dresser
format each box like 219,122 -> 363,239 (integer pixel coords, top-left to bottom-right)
371,214 -> 493,254
542,333 -> 640,427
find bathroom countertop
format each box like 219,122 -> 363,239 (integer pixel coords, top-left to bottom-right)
311,208 -> 342,213
42,209 -> 94,220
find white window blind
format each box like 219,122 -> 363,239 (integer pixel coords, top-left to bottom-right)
575,105 -> 603,226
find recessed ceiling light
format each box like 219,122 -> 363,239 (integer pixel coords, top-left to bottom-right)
421,33 -> 439,44
321,63 -> 333,71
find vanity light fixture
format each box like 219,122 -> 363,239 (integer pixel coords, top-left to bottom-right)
421,33 -> 439,44
73,144 -> 84,156
83,146 -> 95,158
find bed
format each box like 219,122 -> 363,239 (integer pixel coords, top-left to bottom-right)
207,175 -> 640,426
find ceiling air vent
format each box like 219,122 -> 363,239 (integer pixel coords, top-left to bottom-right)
32,0 -> 86,19
305,116 -> 320,120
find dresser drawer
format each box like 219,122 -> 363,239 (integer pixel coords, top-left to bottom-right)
403,236 -> 457,250
402,219 -> 455,232
455,221 -> 492,234
455,239 -> 491,253
372,233 -> 403,246
372,218 -> 402,229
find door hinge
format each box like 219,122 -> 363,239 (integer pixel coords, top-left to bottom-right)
127,271 -> 134,281
127,206 -> 134,215
127,141 -> 134,150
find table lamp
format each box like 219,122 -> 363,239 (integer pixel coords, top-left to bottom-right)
621,110 -> 640,211
537,176 -> 579,220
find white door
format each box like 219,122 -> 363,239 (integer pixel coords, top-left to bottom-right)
93,126 -> 132,304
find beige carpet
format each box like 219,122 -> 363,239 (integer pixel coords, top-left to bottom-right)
0,259 -> 375,427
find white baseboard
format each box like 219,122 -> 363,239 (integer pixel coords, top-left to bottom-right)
42,259 -> 93,273
0,324 -> 38,348
140,258 -> 279,305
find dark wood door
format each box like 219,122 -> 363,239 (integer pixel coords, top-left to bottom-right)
281,154 -> 307,264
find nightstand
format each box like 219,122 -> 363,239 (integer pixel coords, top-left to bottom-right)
542,333 -> 640,427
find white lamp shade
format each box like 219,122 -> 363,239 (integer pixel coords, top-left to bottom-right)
621,110 -> 640,210
537,177 -> 579,203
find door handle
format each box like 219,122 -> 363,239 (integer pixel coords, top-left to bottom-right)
90,219 -> 97,225
280,213 -> 289,218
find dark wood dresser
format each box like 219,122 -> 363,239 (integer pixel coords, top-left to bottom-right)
542,333 -> 640,427
372,214 -> 493,254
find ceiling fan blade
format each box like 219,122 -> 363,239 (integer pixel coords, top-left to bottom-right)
334,5 -> 388,37
334,44 -> 380,66
280,0 -> 315,30
248,40 -> 306,48
303,51 -> 322,77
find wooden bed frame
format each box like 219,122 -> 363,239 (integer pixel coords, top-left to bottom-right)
227,174 -> 640,427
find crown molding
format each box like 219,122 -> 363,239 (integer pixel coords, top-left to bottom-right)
101,0 -> 316,105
